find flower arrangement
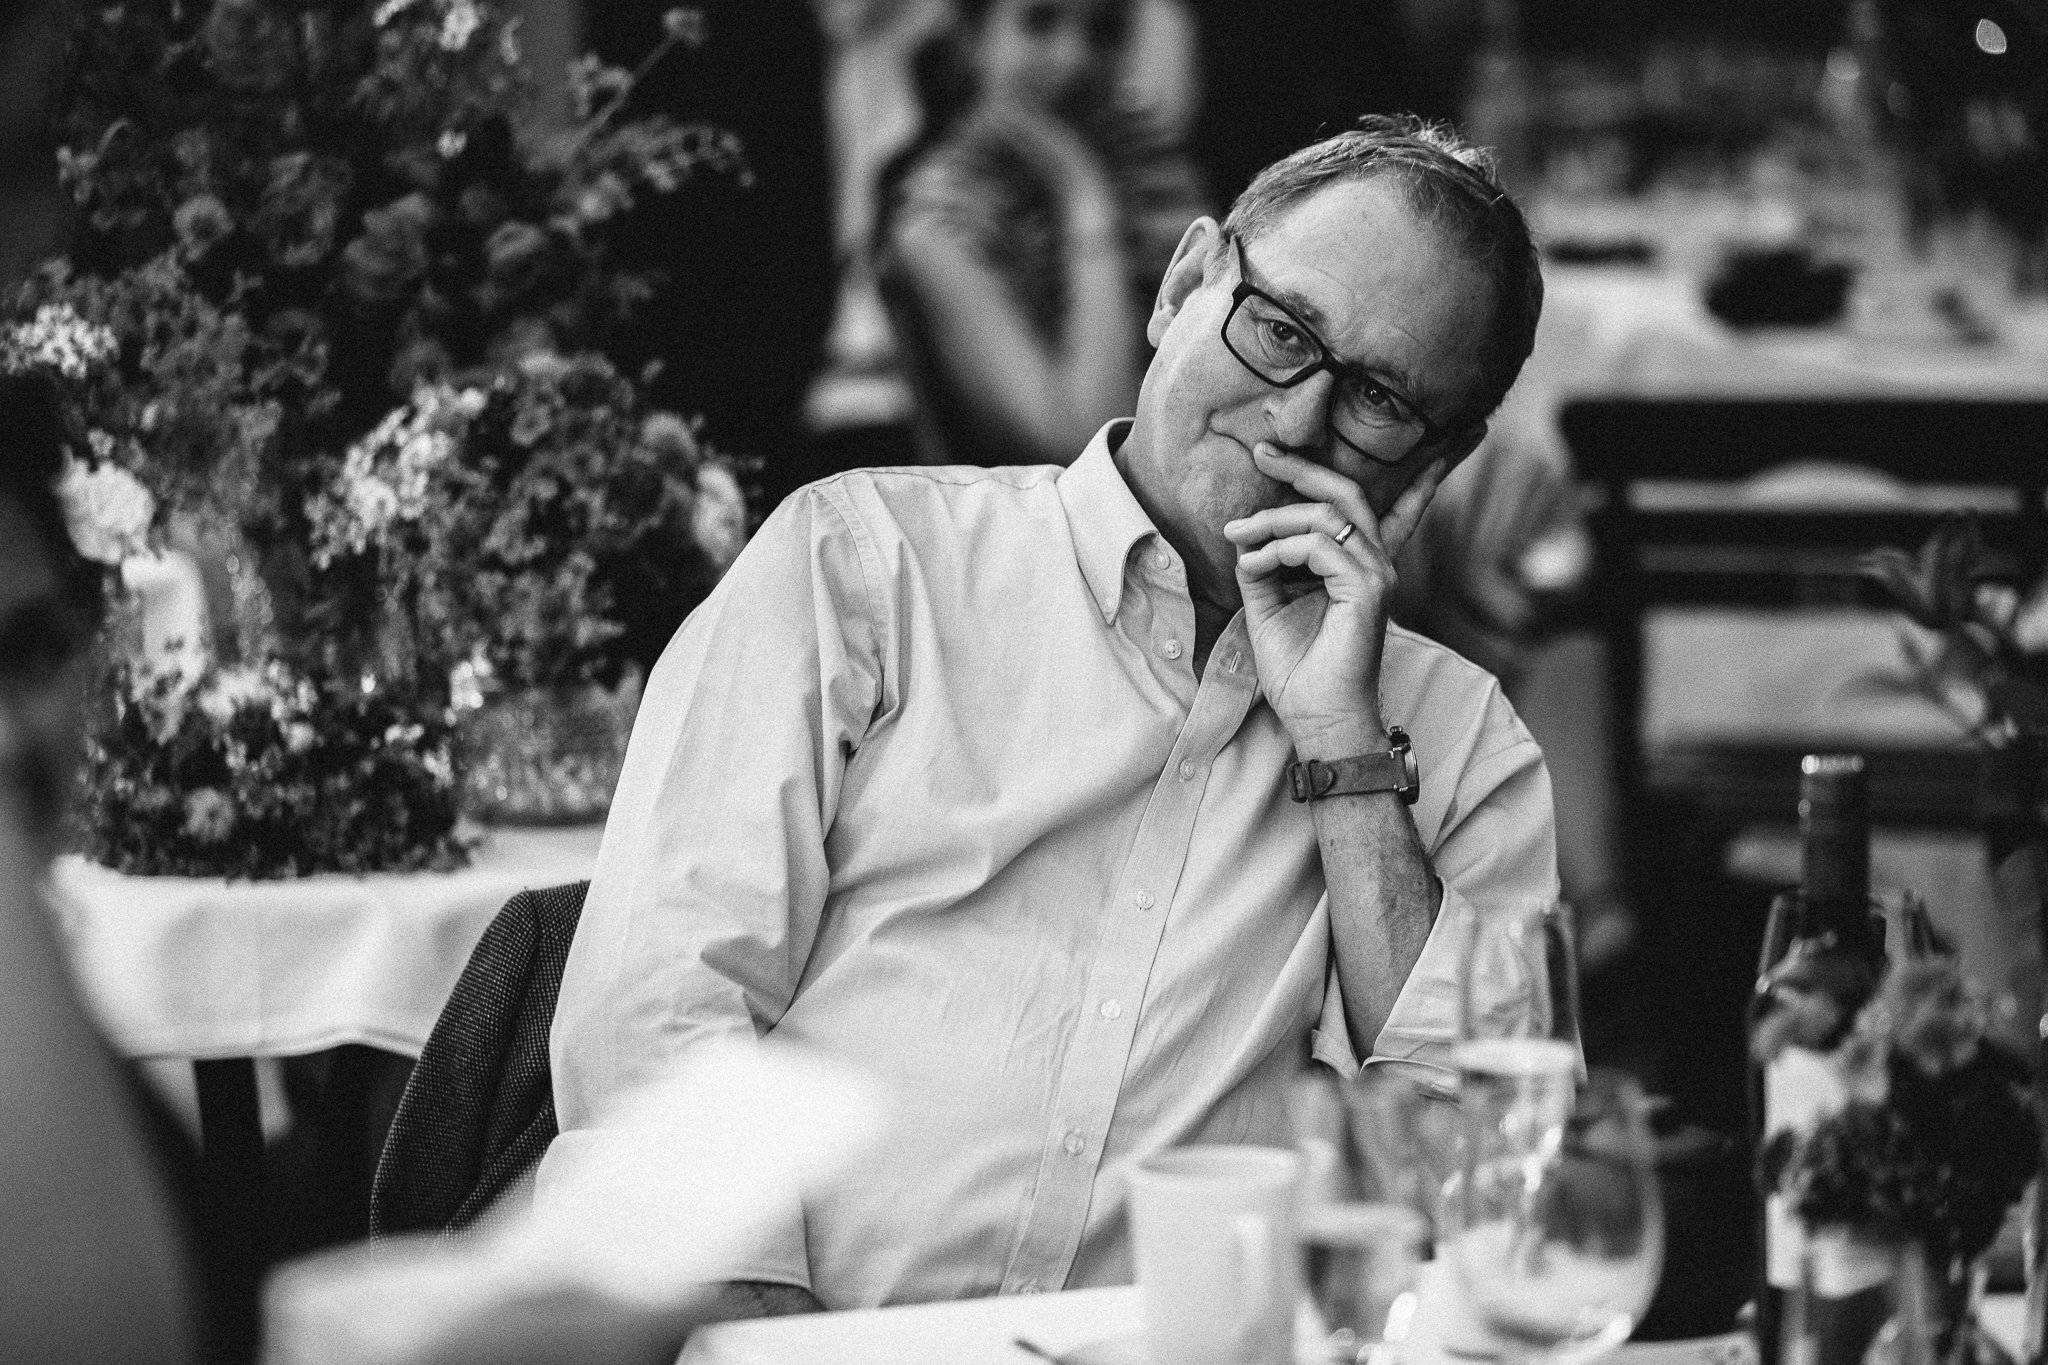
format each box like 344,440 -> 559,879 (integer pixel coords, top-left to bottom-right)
17,0 -> 752,874
306,351 -> 744,693
79,660 -> 465,878
1754,956 -> 2039,1270
1858,514 -> 2048,746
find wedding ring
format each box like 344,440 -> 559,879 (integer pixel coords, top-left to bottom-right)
1332,522 -> 1357,546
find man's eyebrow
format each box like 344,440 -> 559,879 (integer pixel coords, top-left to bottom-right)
1248,261 -> 1427,406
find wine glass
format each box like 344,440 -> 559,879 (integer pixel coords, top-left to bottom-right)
1300,1198 -> 1428,1365
1441,1068 -> 1665,1365
1339,1065 -> 1464,1245
1457,899 -> 1582,1083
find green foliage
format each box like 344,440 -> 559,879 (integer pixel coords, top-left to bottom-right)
79,660 -> 466,878
306,353 -> 743,690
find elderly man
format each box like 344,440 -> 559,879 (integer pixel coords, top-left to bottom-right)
544,115 -> 1556,1315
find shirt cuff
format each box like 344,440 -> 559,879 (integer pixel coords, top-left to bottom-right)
1317,879 -> 1541,1094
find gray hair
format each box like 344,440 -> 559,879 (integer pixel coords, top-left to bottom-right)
1220,115 -> 1544,423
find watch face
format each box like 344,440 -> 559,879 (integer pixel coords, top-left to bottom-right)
1390,727 -> 1419,803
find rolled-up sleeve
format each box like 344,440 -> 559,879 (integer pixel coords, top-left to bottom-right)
544,481 -> 885,1289
1312,675 -> 1559,1084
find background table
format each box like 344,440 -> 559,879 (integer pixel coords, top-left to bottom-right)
48,824 -> 602,1266
52,823 -> 603,1062
677,1279 -> 2025,1365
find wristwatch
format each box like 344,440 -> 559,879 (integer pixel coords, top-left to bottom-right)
1287,727 -> 1419,805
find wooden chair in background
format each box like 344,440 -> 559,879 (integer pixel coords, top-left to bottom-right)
1561,397 -> 2048,830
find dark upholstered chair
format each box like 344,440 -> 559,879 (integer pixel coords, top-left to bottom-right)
370,880 -> 588,1238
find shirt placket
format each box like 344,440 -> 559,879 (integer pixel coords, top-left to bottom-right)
998,600 -> 1259,1295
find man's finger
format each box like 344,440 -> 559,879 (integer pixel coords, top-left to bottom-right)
1377,458 -> 1448,562
1223,503 -> 1351,549
1250,443 -> 1379,541
1234,529 -> 1370,585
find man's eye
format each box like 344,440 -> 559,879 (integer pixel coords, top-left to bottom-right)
1353,378 -> 1405,416
1258,317 -> 1310,354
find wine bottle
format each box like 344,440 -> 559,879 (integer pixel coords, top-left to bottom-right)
1751,755 -> 1888,1365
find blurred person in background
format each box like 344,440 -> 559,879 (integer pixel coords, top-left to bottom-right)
0,372 -> 203,1361
873,0 -> 1209,468
0,0 -> 207,1354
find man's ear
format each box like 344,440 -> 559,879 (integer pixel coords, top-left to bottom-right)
1146,217 -> 1224,349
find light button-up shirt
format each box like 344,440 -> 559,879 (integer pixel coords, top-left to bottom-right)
546,421 -> 1558,1308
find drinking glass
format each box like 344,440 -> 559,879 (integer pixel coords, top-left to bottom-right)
1441,1068 -> 1665,1365
1457,899 -> 1582,1083
1300,1199 -> 1428,1365
1338,1066 -> 1463,1244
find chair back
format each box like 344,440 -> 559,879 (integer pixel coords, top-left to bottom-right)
370,879 -> 588,1239
1562,397 -> 2048,826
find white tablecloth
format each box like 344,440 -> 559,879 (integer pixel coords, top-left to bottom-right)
678,1274 -> 2026,1365
50,824 -> 603,1062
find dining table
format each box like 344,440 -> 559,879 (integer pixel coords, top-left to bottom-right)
47,821 -> 603,1258
676,1262 -> 2027,1365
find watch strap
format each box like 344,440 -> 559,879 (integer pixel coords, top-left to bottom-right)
1286,728 -> 1418,804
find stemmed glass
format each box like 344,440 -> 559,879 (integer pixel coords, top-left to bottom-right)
1440,1068 -> 1664,1365
1435,902 -> 1661,1365
1456,899 -> 1582,1074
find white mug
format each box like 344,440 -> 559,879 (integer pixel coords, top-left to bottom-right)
1127,1144 -> 1305,1365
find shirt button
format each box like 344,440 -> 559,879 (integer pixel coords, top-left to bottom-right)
1099,999 -> 1123,1021
1177,758 -> 1197,781
1132,889 -> 1155,910
1158,638 -> 1183,660
1062,1130 -> 1086,1156
1152,549 -> 1171,570
1018,1280 -> 1042,1295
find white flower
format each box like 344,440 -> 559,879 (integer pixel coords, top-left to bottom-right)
284,721 -> 318,754
313,383 -> 476,562
449,649 -> 495,711
57,455 -> 155,564
438,130 -> 468,159
342,473 -> 402,541
3,303 -> 118,379
438,0 -> 481,50
420,748 -> 455,788
87,429 -> 116,459
692,463 -> 748,570
197,666 -> 272,725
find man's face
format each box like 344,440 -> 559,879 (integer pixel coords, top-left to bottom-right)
1121,176 -> 1494,548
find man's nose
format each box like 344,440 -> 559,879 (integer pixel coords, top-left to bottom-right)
1263,367 -> 1336,452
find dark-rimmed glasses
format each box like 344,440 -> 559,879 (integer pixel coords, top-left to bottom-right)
1220,234 -> 1446,466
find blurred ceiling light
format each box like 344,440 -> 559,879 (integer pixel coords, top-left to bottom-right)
1974,18 -> 2008,55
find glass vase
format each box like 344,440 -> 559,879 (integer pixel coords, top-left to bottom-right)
1783,1234 -> 1988,1365
458,674 -> 640,826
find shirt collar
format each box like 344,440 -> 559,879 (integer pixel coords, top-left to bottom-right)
1058,419 -> 1159,625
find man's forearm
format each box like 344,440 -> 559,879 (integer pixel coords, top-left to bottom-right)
702,1280 -> 825,1322
1309,788 -> 1441,1060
